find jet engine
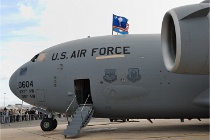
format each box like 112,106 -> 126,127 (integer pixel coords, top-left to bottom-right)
161,0 -> 209,74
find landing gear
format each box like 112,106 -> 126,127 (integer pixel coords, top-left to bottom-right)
40,118 -> 57,131
52,119 -> 57,130
109,118 -> 129,122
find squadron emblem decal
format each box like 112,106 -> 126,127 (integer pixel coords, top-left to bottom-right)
103,69 -> 117,83
127,68 -> 141,83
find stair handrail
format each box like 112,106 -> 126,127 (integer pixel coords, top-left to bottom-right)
81,94 -> 91,112
65,94 -> 77,114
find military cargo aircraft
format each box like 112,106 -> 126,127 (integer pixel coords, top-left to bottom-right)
9,0 -> 209,138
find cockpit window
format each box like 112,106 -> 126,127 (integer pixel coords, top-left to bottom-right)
37,52 -> 46,62
31,54 -> 39,62
31,52 -> 46,62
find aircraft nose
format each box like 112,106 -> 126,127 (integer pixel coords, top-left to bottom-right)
9,70 -> 18,95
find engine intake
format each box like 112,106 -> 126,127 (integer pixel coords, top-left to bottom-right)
161,2 -> 209,74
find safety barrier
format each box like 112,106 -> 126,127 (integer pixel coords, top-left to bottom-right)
0,114 -> 49,124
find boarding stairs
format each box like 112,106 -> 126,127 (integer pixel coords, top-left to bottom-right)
64,104 -> 94,138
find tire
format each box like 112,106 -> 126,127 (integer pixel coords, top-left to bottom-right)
122,119 -> 126,122
40,118 -> 53,131
110,119 -> 113,122
52,119 -> 57,130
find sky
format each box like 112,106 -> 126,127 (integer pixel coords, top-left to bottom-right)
0,0 -> 202,107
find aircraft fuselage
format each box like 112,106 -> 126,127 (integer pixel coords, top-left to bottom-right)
10,34 -> 209,119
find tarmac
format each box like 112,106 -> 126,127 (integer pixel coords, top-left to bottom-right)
0,118 -> 209,140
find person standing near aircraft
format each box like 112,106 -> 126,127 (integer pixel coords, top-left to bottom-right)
1,109 -> 5,124
4,108 -> 10,126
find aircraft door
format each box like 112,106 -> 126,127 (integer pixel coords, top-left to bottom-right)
74,79 -> 93,105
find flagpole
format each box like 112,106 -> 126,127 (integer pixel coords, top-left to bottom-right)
112,14 -> 113,35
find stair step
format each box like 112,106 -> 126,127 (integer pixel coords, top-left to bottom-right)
64,130 -> 80,137
66,125 -> 81,130
64,105 -> 94,138
71,122 -> 83,125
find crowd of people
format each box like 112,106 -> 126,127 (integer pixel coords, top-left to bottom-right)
0,107 -> 47,125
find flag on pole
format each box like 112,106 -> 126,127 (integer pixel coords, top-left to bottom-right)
112,14 -> 129,34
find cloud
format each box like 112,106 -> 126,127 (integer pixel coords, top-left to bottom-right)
19,4 -> 35,20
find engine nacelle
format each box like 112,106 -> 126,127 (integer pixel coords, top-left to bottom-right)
161,1 -> 209,74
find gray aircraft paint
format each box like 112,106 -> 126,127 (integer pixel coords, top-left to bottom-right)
10,34 -> 209,119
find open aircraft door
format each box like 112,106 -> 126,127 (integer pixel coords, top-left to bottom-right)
74,79 -> 93,105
